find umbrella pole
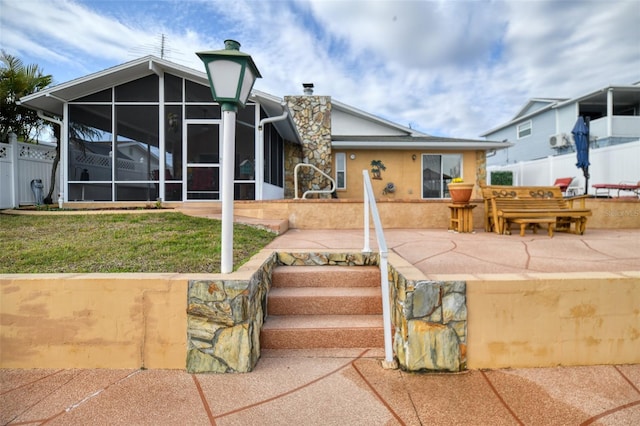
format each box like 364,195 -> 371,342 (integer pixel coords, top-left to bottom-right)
583,166 -> 589,196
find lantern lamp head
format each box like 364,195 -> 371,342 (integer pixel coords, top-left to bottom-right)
197,40 -> 262,111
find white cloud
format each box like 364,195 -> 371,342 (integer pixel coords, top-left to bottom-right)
306,0 -> 508,69
1,0 -> 638,139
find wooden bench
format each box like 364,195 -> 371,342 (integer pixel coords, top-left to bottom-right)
481,185 -> 590,234
490,197 -> 592,235
506,217 -> 555,237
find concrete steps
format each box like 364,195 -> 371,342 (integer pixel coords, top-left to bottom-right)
261,265 -> 384,349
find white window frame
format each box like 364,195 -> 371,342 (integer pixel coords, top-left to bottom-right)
421,153 -> 462,199
517,120 -> 532,139
335,152 -> 346,190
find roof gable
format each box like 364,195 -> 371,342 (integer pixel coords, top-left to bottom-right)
19,56 -> 302,142
331,99 -> 427,137
482,82 -> 640,137
513,98 -> 566,120
19,56 -> 209,116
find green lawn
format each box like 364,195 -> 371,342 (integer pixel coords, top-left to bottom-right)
0,212 -> 276,273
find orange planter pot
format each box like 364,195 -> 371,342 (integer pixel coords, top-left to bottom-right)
447,182 -> 474,204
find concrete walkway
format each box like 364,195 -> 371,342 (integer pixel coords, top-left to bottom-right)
2,353 -> 639,425
2,227 -> 640,425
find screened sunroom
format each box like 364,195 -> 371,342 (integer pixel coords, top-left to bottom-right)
19,56 -> 298,203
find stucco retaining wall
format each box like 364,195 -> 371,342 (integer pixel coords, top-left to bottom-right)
0,274 -> 188,369
2,257 -> 638,370
463,272 -> 640,368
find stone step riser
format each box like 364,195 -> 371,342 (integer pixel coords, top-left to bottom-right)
261,327 -> 384,349
272,265 -> 380,288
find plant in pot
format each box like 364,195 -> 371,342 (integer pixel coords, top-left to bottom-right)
447,177 -> 474,204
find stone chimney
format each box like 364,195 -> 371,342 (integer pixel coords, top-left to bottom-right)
284,88 -> 332,198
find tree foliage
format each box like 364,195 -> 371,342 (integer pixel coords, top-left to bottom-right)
0,51 -> 53,143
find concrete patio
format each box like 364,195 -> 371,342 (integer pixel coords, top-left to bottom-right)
2,353 -> 639,425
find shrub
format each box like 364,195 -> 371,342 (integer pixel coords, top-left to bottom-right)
491,171 -> 513,185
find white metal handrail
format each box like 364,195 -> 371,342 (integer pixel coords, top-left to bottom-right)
362,169 -> 395,368
293,163 -> 336,199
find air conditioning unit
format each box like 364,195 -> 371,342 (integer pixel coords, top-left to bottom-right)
549,133 -> 571,148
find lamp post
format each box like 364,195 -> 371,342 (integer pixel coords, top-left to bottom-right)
197,40 -> 261,273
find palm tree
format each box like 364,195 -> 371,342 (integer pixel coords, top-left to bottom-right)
0,51 -> 52,143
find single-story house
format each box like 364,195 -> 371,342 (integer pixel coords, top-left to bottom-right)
19,55 -> 511,205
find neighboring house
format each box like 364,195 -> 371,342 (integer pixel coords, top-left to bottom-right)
482,82 -> 640,166
18,56 -> 510,205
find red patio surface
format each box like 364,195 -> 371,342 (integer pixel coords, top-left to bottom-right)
2,353 -> 639,425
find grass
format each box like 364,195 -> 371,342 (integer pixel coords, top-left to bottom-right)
0,212 -> 276,273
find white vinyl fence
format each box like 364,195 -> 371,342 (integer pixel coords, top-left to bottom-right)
0,135 -> 59,209
487,140 -> 640,196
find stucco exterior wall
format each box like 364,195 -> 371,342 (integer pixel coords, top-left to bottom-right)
464,273 -> 640,368
333,150 -> 479,200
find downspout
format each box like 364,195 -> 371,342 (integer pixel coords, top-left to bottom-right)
37,110 -> 62,127
257,108 -> 288,200
37,110 -> 64,207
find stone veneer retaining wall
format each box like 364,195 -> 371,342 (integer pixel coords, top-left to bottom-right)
284,95 -> 333,198
389,263 -> 467,372
186,252 -> 277,373
186,251 -> 467,373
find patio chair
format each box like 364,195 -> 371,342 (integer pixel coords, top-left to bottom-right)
553,177 -> 574,195
592,181 -> 640,198
565,177 -> 583,196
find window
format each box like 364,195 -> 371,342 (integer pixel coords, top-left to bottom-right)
517,120 -> 532,139
422,154 -> 462,199
235,105 -> 256,199
164,73 -> 182,102
263,121 -> 284,187
115,75 -> 158,102
335,153 -> 346,189
75,88 -> 111,102
185,80 -> 215,102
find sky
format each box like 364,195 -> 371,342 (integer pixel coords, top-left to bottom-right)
1,0 -> 639,139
